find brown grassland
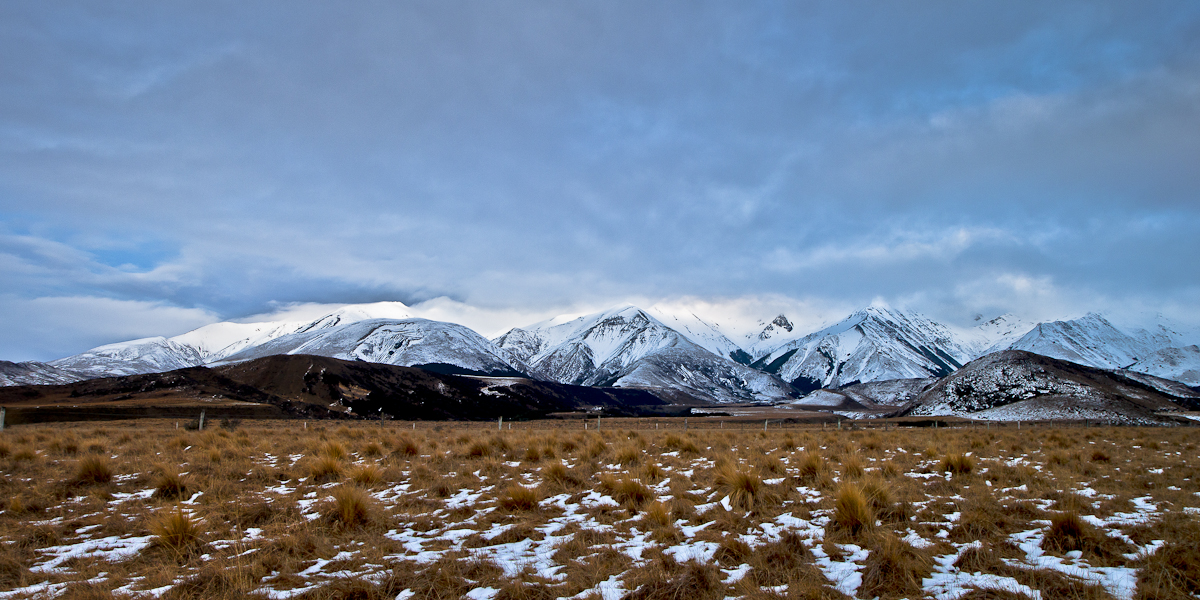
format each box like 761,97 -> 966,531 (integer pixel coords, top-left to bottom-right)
0,418 -> 1197,599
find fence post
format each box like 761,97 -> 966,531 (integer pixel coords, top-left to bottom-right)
499,416 -> 503,431
199,410 -> 205,431
0,407 -> 5,432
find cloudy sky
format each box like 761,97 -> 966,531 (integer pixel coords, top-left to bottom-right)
2,1 -> 1199,360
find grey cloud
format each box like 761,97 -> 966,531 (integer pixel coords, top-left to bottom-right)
0,1 -> 1198,358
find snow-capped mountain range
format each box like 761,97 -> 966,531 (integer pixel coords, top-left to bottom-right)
493,305 -> 796,403
5,300 -> 1199,402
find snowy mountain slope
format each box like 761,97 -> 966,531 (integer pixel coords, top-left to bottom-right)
749,306 -> 974,391
494,305 -> 796,403
1126,345 -> 1200,386
787,389 -> 871,409
745,315 -> 803,358
837,377 -> 939,407
49,337 -> 208,378
171,301 -> 414,362
0,361 -> 87,386
611,345 -> 798,404
1113,366 -> 1200,398
644,305 -> 745,362
963,313 -> 1036,355
1005,313 -> 1148,370
37,302 -> 526,382
216,318 -> 530,377
902,350 -> 1194,424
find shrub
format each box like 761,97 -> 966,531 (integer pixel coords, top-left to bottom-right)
73,455 -> 114,485
1091,449 -> 1111,463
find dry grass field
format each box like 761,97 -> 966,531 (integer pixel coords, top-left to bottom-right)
0,419 -> 1198,600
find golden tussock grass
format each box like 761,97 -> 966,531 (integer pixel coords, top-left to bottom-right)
859,533 -> 932,599
598,474 -> 652,509
322,485 -> 375,529
152,469 -> 190,501
713,463 -> 775,512
308,455 -> 343,483
832,482 -> 873,539
624,560 -> 725,600
796,451 -> 826,483
841,454 -> 865,479
72,455 -> 114,485
349,462 -> 384,486
941,452 -> 974,475
662,433 -> 701,454
2,419 -> 1198,600
317,440 -> 348,460
498,484 -> 540,512
150,509 -> 204,559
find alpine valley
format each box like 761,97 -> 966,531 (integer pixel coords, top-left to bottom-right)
3,300 -> 1199,423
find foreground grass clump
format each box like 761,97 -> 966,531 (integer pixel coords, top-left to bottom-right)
941,452 -> 974,475
152,469 -> 190,500
599,474 -> 653,509
309,455 -> 343,482
151,509 -> 204,558
713,463 -> 774,511
499,484 -> 540,511
323,486 -> 374,529
73,455 -> 114,485
860,534 -> 932,599
832,482 -> 873,539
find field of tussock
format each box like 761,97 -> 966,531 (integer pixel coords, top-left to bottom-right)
0,419 -> 1198,600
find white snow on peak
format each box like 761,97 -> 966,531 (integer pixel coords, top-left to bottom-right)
644,304 -> 743,360
751,306 -> 974,389
50,336 -> 206,378
1008,313 -> 1146,370
43,300 -> 531,380
494,304 -> 794,402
